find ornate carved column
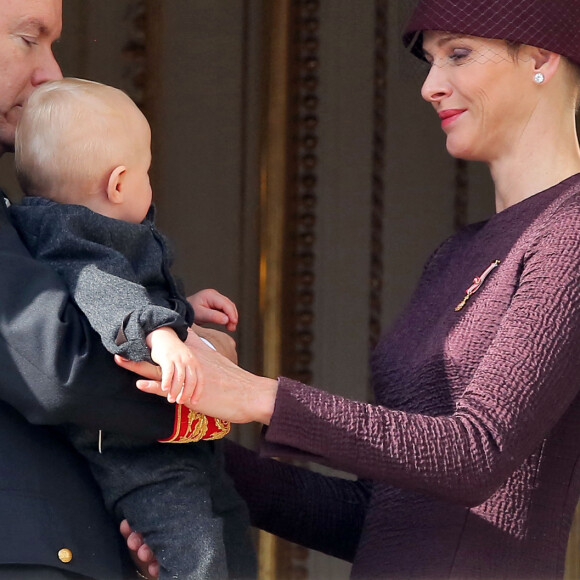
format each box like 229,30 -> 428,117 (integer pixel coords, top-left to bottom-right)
258,0 -> 320,577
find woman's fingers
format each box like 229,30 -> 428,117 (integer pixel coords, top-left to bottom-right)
115,355 -> 161,380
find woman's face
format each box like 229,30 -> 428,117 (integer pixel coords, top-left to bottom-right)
421,31 -> 537,162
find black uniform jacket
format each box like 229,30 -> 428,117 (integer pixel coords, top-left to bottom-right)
0,196 -> 175,578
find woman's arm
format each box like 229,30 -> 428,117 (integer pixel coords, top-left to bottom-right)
224,440 -> 371,561
126,200 -> 580,505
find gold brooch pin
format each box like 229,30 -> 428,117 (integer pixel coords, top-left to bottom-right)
455,260 -> 500,312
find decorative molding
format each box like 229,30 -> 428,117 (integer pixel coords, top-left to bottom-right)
264,1 -> 322,577
287,0 -> 320,388
369,0 -> 388,357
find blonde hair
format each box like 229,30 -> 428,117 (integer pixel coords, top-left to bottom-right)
15,78 -> 143,202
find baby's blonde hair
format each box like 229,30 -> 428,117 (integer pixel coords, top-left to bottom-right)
15,78 -> 142,203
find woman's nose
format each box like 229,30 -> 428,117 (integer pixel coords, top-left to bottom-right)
420,64 -> 451,104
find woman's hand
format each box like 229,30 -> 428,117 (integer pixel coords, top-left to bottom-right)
120,519 -> 159,579
190,324 -> 238,363
115,332 -> 278,425
114,326 -> 237,382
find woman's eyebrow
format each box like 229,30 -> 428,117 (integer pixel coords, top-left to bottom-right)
423,33 -> 467,58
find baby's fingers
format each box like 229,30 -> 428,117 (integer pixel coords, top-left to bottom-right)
175,365 -> 195,405
225,301 -> 239,324
176,365 -> 203,406
160,361 -> 174,393
166,364 -> 186,403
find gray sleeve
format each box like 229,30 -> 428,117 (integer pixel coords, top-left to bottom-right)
74,265 -> 188,361
33,213 -> 189,362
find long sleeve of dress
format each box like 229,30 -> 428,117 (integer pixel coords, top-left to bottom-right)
224,440 -> 372,561
0,198 -> 174,438
263,182 -> 580,507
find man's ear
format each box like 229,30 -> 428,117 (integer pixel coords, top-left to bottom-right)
529,47 -> 561,83
106,165 -> 126,204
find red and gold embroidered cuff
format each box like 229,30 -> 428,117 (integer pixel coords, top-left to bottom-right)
159,404 -> 230,443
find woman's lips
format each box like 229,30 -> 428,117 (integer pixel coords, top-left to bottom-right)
438,108 -> 466,128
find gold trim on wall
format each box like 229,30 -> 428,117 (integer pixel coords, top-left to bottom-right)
565,504 -> 580,577
257,1 -> 292,578
258,0 -> 291,382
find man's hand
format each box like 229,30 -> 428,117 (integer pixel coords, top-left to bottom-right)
120,519 -> 159,580
187,289 -> 238,331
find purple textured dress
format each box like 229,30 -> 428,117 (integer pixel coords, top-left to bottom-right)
227,173 -> 580,579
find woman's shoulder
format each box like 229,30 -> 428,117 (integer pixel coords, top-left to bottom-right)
516,176 -> 580,264
533,175 -> 580,231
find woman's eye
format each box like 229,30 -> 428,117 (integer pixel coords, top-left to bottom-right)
449,49 -> 471,63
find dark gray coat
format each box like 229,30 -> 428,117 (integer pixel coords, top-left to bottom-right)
0,193 -> 175,578
10,197 -> 194,362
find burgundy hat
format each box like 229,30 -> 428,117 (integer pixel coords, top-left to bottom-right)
402,0 -> 580,66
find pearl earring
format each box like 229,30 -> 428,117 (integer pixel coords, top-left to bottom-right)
534,72 -> 545,84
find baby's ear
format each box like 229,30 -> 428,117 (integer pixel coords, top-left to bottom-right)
106,165 -> 127,204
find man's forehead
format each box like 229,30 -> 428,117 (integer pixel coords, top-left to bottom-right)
0,0 -> 62,33
15,16 -> 49,34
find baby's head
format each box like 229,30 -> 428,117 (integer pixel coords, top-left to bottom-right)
16,78 -> 153,223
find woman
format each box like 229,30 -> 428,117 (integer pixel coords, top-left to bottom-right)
121,0 -> 580,577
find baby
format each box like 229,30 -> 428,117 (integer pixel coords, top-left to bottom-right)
10,78 -> 256,580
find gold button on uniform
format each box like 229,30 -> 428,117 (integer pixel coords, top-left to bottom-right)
58,548 -> 73,563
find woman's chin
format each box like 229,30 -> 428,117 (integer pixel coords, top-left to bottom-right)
445,141 -> 478,162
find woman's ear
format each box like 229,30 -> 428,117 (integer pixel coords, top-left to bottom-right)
106,165 -> 127,204
529,47 -> 561,83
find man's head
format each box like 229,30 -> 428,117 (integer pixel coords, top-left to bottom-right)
16,78 -> 153,224
0,0 -> 62,156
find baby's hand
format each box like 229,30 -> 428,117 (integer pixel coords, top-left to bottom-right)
187,289 -> 238,332
146,327 -> 203,406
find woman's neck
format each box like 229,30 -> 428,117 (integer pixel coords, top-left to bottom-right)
490,115 -> 580,212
